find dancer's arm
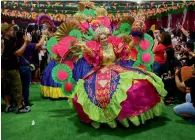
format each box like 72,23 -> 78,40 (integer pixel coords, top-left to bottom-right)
76,43 -> 93,57
126,40 -> 134,53
35,30 -> 48,49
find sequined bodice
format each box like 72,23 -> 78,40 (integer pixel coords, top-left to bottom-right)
102,44 -> 116,66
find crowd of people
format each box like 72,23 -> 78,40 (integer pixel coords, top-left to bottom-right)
151,26 -> 195,124
1,23 -> 55,113
1,18 -> 195,126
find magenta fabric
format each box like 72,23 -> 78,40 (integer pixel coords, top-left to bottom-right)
72,97 -> 92,123
72,79 -> 160,123
117,80 -> 160,120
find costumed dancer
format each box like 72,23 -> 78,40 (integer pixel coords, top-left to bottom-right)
48,2 -> 167,128
41,21 -> 83,98
51,17 -> 167,129
70,26 -> 167,129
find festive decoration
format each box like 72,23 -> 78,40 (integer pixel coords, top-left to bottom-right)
68,29 -> 82,40
133,33 -> 154,71
2,1 -> 195,21
55,21 -> 80,41
36,14 -> 56,28
61,79 -> 76,96
63,61 -> 74,70
47,36 -> 58,57
52,64 -> 72,84
57,70 -> 68,81
142,53 -> 151,63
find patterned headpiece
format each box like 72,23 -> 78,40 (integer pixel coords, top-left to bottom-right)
131,14 -> 146,35
94,26 -> 110,41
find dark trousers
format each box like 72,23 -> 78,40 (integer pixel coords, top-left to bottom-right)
152,61 -> 163,77
163,78 -> 185,103
19,66 -> 31,105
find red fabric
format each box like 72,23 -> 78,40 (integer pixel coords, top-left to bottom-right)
83,41 -> 103,67
153,44 -> 167,64
84,37 -> 128,67
144,11 -> 195,31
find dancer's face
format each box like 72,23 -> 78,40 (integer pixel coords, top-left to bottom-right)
99,34 -> 108,46
132,21 -> 141,32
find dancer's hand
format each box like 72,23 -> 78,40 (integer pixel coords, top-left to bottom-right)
74,43 -> 85,48
42,29 -> 48,36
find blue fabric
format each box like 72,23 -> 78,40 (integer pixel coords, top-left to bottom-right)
110,71 -> 120,98
41,60 -> 61,87
73,58 -> 134,82
173,93 -> 195,116
84,69 -> 120,108
84,74 -> 98,106
116,59 -> 135,67
19,66 -> 31,105
73,58 -> 93,81
152,61 -> 162,77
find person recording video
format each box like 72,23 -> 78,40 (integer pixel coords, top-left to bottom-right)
17,25 -> 48,107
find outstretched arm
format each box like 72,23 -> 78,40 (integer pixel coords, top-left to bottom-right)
35,30 -> 48,49
75,43 -> 93,57
14,34 -> 31,56
179,26 -> 189,38
126,40 -> 134,53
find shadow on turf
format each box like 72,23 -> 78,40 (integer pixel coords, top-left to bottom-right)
69,116 -> 171,137
48,109 -> 77,118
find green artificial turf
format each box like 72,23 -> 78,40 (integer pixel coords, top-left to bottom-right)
1,84 -> 195,140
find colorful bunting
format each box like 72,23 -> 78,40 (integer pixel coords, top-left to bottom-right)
2,1 -> 195,21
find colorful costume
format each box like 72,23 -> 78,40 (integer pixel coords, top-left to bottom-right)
40,59 -> 66,99
70,35 -> 166,128
48,3 -> 167,128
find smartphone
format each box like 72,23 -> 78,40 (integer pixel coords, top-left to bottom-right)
42,24 -> 47,30
27,32 -> 31,38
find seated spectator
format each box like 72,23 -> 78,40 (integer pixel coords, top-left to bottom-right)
173,64 -> 195,124
161,48 -> 183,104
180,42 -> 195,66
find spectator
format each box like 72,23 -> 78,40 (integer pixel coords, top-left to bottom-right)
174,64 -> 195,124
147,30 -> 154,39
1,23 -> 31,113
161,48 -> 183,104
181,42 -> 195,66
16,30 -> 47,107
153,32 -> 172,76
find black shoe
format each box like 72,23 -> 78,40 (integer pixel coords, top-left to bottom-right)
26,102 -> 34,107
18,106 -> 31,113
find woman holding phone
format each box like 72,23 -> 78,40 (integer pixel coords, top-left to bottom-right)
152,32 -> 172,77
